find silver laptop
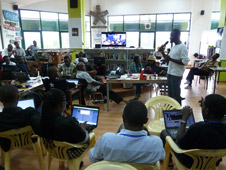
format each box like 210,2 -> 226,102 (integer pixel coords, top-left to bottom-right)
163,110 -> 195,140
17,98 -> 35,109
66,79 -> 79,87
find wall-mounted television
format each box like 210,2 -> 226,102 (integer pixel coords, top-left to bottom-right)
101,32 -> 126,47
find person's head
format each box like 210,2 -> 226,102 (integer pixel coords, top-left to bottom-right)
134,56 -> 141,64
14,41 -> 20,48
147,55 -> 156,66
201,94 -> 226,121
76,62 -> 86,71
78,57 -> 85,63
170,29 -> 181,44
0,85 -> 19,108
33,40 -> 37,46
211,53 -> 220,61
8,44 -> 13,51
78,52 -> 84,58
16,56 -> 25,65
3,56 -> 10,65
64,56 -> 71,66
47,66 -> 60,79
123,101 -> 148,130
99,52 -> 104,57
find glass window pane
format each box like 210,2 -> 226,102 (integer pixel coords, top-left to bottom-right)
126,32 -> 139,48
23,32 -> 41,49
59,14 -> 68,31
108,16 -> 123,32
173,13 -> 190,31
61,32 -> 69,48
156,32 -> 171,50
41,12 -> 59,31
140,15 -> 156,31
42,32 -> 60,49
157,14 -> 173,31
85,16 -> 91,32
211,12 -> 220,30
181,32 -> 189,47
21,10 -> 40,30
124,15 -> 139,31
140,33 -> 155,49
85,32 -> 91,48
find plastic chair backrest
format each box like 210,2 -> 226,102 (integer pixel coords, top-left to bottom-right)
145,96 -> 181,120
85,161 -> 137,170
0,126 -> 33,151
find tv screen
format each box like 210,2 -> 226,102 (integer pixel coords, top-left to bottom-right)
101,32 -> 126,47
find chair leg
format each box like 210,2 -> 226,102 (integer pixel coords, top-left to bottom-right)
100,93 -> 104,110
1,150 -> 5,166
32,141 -> 45,170
46,154 -> 52,170
68,159 -> 80,170
4,152 -> 10,170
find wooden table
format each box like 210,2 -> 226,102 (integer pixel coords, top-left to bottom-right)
106,75 -> 167,111
209,67 -> 226,94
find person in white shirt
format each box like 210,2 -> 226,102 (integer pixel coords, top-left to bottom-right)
14,42 -> 25,57
27,40 -> 40,57
2,44 -> 17,58
89,100 -> 165,164
160,29 -> 189,104
74,52 -> 88,65
2,56 -> 16,66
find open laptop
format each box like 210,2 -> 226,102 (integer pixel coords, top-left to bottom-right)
66,79 -> 79,87
94,57 -> 105,66
17,98 -> 35,109
163,110 -> 195,140
72,105 -> 100,132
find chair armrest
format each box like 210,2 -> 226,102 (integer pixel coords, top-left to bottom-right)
166,136 -> 199,154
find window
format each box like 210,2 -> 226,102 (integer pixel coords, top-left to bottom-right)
41,12 -> 59,31
140,32 -> 155,49
20,10 -> 40,30
140,15 -> 156,31
126,32 -> 139,48
59,14 -> 68,31
61,32 -> 69,48
42,32 -> 60,49
211,12 -> 220,30
157,14 -> 173,31
85,16 -> 91,48
108,16 -> 123,32
24,32 -> 41,49
156,32 -> 171,50
173,13 -> 190,31
124,15 -> 139,32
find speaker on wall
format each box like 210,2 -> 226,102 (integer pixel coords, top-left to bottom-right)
200,10 -> 205,15
13,5 -> 18,10
70,0 -> 78,8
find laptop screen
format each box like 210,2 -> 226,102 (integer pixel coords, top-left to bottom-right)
72,105 -> 99,126
66,79 -> 79,86
17,99 -> 35,109
163,110 -> 195,129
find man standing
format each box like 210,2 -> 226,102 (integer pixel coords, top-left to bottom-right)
14,41 -> 25,58
27,40 -> 40,57
160,29 -> 189,104
59,56 -> 77,78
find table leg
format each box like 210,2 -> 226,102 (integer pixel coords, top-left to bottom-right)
107,82 -> 109,111
213,71 -> 217,94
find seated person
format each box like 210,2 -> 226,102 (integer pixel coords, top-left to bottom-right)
14,41 -> 25,58
0,85 -> 39,151
2,56 -> 16,66
93,52 -> 106,76
16,56 -> 29,74
144,55 -> 158,74
129,56 -> 143,100
153,47 -> 164,60
74,52 -> 88,65
2,44 -> 17,60
26,60 -> 39,77
76,62 -> 127,105
161,94 -> 226,169
185,53 -> 220,89
59,55 -> 77,78
31,88 -> 90,157
90,101 -> 165,163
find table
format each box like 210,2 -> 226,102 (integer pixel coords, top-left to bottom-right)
209,67 -> 226,94
106,76 -> 167,111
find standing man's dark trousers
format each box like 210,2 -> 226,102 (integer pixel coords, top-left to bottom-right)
186,67 -> 209,85
167,74 -> 182,105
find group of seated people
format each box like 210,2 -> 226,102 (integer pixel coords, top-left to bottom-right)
0,83 -> 226,169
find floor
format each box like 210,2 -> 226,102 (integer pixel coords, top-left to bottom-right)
2,70 -> 226,170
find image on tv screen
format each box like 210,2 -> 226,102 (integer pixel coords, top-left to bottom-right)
101,32 -> 126,46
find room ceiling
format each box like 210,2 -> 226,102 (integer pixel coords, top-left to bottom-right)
3,0 -> 47,7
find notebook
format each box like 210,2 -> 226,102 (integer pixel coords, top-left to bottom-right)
163,109 -> 195,140
17,98 -> 35,109
72,105 -> 100,132
66,79 -> 79,87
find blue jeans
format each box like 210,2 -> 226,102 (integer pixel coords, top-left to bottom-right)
167,74 -> 182,105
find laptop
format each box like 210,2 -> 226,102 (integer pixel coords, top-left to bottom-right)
72,105 -> 100,132
66,79 -> 79,87
17,98 -> 35,109
156,67 -> 167,76
163,110 -> 195,140
94,57 -> 105,66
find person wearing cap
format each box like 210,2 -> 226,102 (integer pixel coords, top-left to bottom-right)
144,55 -> 158,74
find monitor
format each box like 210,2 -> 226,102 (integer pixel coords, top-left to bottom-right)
101,32 -> 126,47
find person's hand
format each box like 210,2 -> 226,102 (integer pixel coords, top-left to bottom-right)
164,55 -> 171,62
81,121 -> 89,130
181,106 -> 193,121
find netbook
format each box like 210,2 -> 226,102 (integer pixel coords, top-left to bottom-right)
66,79 -> 79,87
163,110 -> 195,140
72,105 -> 100,132
17,98 -> 35,109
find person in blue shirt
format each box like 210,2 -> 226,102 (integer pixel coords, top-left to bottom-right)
16,56 -> 29,74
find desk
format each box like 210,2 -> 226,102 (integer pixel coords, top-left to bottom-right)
209,67 -> 226,94
106,76 -> 167,111
18,79 -> 43,96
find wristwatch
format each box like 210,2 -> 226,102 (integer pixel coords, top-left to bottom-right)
181,120 -> 187,124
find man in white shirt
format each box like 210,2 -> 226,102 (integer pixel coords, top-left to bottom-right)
160,29 -> 189,104
2,56 -> 16,66
27,40 -> 40,57
14,42 -> 25,57
89,100 -> 165,164
2,44 -> 16,58
74,52 -> 88,65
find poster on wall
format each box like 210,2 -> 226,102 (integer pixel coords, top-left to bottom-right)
72,28 -> 79,36
2,10 -> 21,48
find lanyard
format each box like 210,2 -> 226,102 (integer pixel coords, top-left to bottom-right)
120,134 -> 146,138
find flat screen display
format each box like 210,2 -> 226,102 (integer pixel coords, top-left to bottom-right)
101,32 -> 126,47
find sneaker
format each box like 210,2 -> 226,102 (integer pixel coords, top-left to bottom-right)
185,85 -> 192,89
184,80 -> 190,84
